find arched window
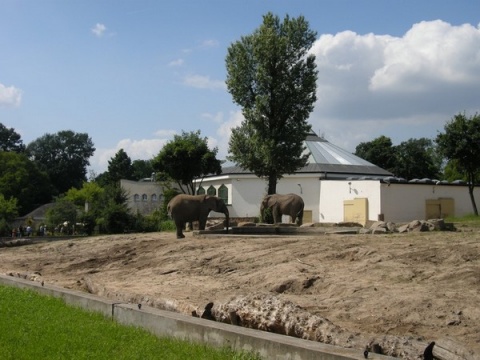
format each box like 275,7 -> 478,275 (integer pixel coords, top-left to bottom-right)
218,184 -> 228,204
197,186 -> 205,195
134,194 -> 140,202
142,194 -> 148,202
151,194 -> 157,202
207,185 -> 216,196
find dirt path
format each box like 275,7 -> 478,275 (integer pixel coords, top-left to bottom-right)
1,228 -> 479,358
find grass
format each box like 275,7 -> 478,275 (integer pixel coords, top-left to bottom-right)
0,285 -> 261,360
445,214 -> 480,228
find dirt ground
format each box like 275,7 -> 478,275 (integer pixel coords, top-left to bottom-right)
1,226 -> 479,359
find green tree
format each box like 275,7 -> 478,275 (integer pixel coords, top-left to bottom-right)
26,130 -> 95,195
443,159 -> 465,182
0,151 -> 53,215
153,130 -> 221,194
132,159 -> 155,181
436,112 -> 480,215
107,149 -> 133,183
0,123 -> 25,152
226,12 -> 318,194
0,194 -> 19,222
95,184 -> 133,234
65,181 -> 104,208
354,136 -> 396,172
45,198 -> 78,233
391,138 -> 442,180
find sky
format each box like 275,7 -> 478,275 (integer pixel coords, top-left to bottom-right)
1,0 -> 480,175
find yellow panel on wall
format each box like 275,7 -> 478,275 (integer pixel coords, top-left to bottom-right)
425,198 -> 454,219
303,210 -> 313,224
343,198 -> 368,226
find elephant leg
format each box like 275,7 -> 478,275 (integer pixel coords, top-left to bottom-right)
175,220 -> 185,239
198,217 -> 207,230
273,208 -> 281,223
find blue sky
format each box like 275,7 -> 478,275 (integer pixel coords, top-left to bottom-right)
1,1 -> 479,175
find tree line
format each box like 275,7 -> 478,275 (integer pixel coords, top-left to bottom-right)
1,12 -> 479,237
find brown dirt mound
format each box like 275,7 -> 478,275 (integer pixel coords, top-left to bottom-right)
1,229 -> 479,359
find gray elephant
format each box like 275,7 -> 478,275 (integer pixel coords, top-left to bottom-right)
260,193 -> 304,225
167,194 -> 229,239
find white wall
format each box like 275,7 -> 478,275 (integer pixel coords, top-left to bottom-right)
198,174 -> 321,221
381,183 -> 480,222
198,175 -> 480,224
319,180 -> 381,223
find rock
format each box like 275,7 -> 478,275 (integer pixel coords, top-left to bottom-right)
426,218 -> 446,231
237,222 -> 257,227
300,222 -> 315,227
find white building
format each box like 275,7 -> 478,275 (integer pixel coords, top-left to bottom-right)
194,133 -> 480,225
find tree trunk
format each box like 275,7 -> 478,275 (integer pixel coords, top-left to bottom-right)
468,184 -> 478,216
267,174 -> 277,195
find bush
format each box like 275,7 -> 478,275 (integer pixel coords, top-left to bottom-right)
159,220 -> 176,232
0,218 -> 11,237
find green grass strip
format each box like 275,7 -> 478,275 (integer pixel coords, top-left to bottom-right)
0,285 -> 261,360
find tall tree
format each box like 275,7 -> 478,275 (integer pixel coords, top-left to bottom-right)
107,149 -> 133,183
26,130 -> 95,195
0,123 -> 25,152
354,136 -> 395,172
436,112 -> 480,215
225,12 -> 318,194
152,130 -> 222,194
391,138 -> 442,180
0,151 -> 53,215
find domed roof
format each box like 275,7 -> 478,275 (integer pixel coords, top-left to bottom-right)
219,132 -> 392,179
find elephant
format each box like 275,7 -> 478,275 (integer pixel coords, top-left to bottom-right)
167,194 -> 229,239
260,193 -> 304,225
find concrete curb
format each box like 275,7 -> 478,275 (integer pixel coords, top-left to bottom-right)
0,274 -> 395,360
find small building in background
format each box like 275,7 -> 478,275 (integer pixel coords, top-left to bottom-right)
120,178 -> 164,216
195,133 -> 479,224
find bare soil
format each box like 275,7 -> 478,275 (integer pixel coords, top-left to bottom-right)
1,227 -> 479,359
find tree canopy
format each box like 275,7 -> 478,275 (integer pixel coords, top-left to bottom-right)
225,12 -> 318,194
152,130 -> 222,194
132,159 -> 155,181
0,123 -> 25,152
26,130 -> 95,195
107,149 -> 133,183
354,136 -> 395,173
354,136 -> 442,180
0,151 -> 53,215
392,138 -> 442,180
436,112 -> 480,215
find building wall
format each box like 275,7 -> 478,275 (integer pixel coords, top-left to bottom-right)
133,175 -> 480,224
381,183 -> 480,222
197,174 -> 321,221
319,180 -> 382,223
120,179 -> 164,215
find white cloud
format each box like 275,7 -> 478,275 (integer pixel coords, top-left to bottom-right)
91,23 -> 106,37
370,21 -> 480,92
183,74 -> 226,90
200,39 -> 219,48
0,83 -> 22,107
88,133 -> 176,174
154,129 -> 177,138
168,58 -> 184,67
307,20 -> 480,151
211,110 -> 244,158
201,111 -> 224,124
